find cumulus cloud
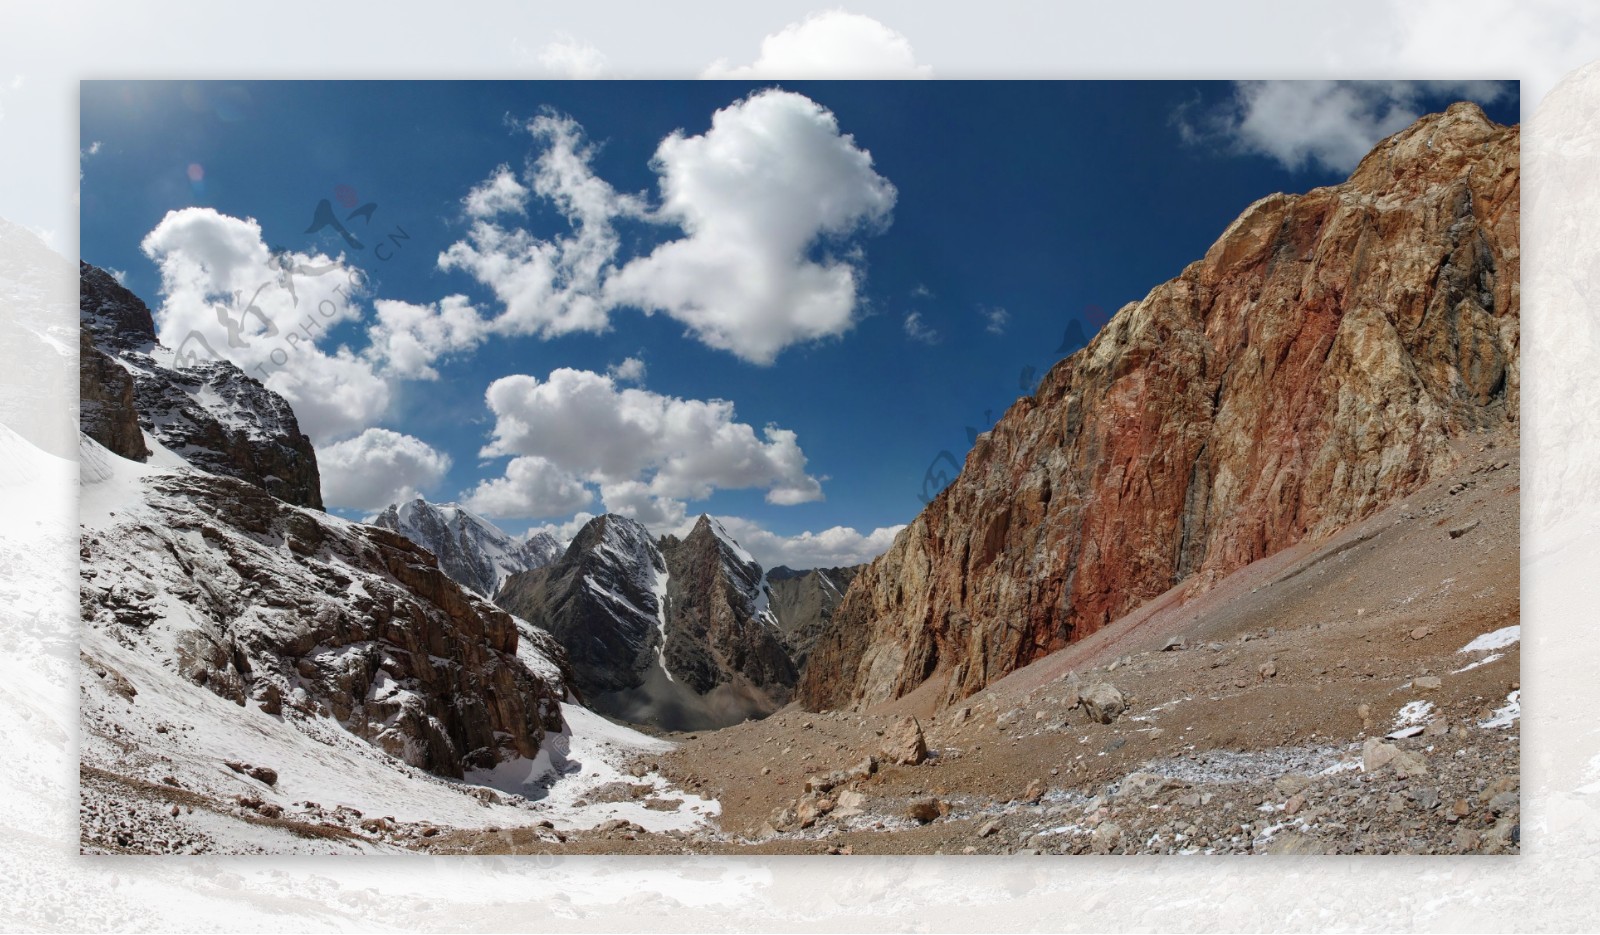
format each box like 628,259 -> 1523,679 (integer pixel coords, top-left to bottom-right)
702,11 -> 932,79
440,113 -> 642,341
606,355 -> 646,383
139,206 -> 391,443
1177,80 -> 1514,174
982,306 -> 1009,335
459,454 -> 593,519
440,89 -> 896,365
462,164 -> 529,219
606,90 -> 897,363
903,311 -> 938,344
537,35 -> 610,79
365,295 -> 488,380
700,515 -> 905,569
318,428 -> 452,512
467,366 -> 823,521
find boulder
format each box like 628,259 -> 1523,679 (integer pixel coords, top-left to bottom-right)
882,716 -> 928,766
1081,683 -> 1127,724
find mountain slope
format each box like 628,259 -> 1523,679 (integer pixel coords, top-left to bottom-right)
800,103 -> 1520,712
372,497 -> 561,598
78,262 -> 325,509
761,565 -> 861,669
79,435 -> 567,780
497,514 -> 801,731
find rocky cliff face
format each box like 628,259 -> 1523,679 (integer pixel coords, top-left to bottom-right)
372,498 -> 562,598
657,516 -> 798,704
78,263 -> 325,509
79,437 -> 567,779
800,103 -> 1520,712
498,514 -> 800,731
496,513 -> 669,702
763,565 -> 861,668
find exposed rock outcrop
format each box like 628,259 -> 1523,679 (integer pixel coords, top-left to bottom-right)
79,330 -> 149,461
800,103 -> 1520,711
78,262 -> 325,509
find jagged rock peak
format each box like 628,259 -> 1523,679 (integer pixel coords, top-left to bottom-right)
77,261 -> 325,510
79,260 -> 157,352
372,497 -> 561,598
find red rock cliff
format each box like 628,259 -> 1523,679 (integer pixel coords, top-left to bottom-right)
799,103 -> 1520,711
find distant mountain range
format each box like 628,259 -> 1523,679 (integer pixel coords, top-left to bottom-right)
371,498 -> 562,598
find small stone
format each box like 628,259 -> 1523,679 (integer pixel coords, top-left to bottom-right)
1274,774 -> 1311,796
976,819 -> 1000,838
1265,832 -> 1327,855
1284,794 -> 1305,815
1090,821 -> 1123,854
1410,626 -> 1430,640
1258,660 -> 1277,679
1448,519 -> 1480,539
1414,676 -> 1442,691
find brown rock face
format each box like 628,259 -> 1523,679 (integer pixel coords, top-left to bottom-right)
78,331 -> 149,461
800,103 -> 1519,712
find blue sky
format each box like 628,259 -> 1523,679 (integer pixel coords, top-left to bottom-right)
78,80 -> 1517,567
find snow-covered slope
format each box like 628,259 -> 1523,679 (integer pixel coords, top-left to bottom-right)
79,434 -> 717,853
80,430 -> 568,765
372,497 -> 561,598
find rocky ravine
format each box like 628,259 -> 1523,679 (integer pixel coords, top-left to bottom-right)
801,103 -> 1520,712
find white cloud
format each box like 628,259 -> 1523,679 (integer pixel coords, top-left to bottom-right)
139,207 -> 392,444
982,306 -> 1009,335
318,428 -> 451,512
441,90 -> 895,365
469,366 -> 823,521
702,11 -> 931,79
524,511 -> 598,547
462,164 -> 529,219
903,311 -> 938,344
606,355 -> 646,383
439,114 -> 641,341
1178,80 -> 1514,174
458,454 -> 593,519
537,35 -> 610,79
598,479 -> 688,529
605,89 -> 897,363
365,295 -> 488,380
700,515 -> 905,569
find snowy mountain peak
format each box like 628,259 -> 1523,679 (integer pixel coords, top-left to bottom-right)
372,496 -> 560,598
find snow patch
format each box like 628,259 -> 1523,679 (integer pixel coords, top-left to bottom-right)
1479,690 -> 1521,729
1458,625 -> 1520,654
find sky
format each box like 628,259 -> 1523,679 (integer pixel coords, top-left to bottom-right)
78,78 -> 1518,567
